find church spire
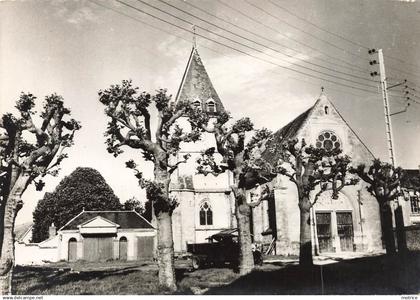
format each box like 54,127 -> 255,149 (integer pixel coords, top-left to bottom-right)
192,25 -> 197,49
175,47 -> 225,114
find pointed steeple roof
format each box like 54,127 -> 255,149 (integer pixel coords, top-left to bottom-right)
175,47 -> 225,113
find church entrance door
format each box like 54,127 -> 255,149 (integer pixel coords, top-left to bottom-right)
316,212 -> 333,252
337,212 -> 354,251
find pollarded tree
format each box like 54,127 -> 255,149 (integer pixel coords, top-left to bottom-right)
32,167 -> 121,243
275,139 -> 358,267
196,113 -> 276,275
0,93 -> 80,294
350,159 -> 402,255
98,80 -> 208,291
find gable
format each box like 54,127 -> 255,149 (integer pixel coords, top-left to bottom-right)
263,93 -> 375,166
78,216 -> 119,228
298,94 -> 375,165
60,211 -> 154,231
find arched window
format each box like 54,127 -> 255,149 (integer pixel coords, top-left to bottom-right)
206,99 -> 216,113
324,106 -> 329,115
316,131 -> 341,151
199,201 -> 213,225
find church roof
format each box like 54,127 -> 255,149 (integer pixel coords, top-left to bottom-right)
263,92 -> 374,165
59,210 -> 154,231
175,47 -> 225,113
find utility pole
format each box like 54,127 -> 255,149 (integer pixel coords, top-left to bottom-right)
369,48 -> 408,253
370,49 -> 397,167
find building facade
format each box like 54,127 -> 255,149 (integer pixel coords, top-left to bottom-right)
15,210 -> 156,264
170,46 -> 236,253
58,210 -> 155,261
170,47 -> 385,256
257,94 -> 385,255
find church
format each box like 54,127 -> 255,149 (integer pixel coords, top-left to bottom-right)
169,46 -> 389,256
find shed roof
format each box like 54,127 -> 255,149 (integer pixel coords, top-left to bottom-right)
59,211 -> 154,231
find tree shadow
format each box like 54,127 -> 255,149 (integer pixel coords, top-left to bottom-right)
204,252 -> 420,295
13,265 -> 141,294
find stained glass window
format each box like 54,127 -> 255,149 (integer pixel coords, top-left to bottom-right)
316,131 -> 341,151
199,201 -> 213,225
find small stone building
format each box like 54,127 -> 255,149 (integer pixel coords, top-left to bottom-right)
15,210 -> 156,264
58,210 -> 156,261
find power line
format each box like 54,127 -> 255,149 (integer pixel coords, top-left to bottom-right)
266,0 -> 420,79
115,0 -> 382,94
89,0 -> 420,110
88,0 -> 247,61
157,0 -> 377,84
133,0 -> 379,90
256,0 -> 417,81
266,0 -> 369,50
216,0 -> 370,74
177,0 -> 375,81
244,0 -> 370,62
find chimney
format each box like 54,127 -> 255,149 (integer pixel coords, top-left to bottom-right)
49,223 -> 57,238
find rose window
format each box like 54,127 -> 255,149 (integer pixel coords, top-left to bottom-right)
316,131 -> 341,151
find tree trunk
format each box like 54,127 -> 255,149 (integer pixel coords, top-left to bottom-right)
235,199 -> 254,275
153,159 -> 177,291
299,197 -> 313,267
156,211 -> 176,291
380,203 -> 396,255
0,173 -> 29,295
394,205 -> 407,254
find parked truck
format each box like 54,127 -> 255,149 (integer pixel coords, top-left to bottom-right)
186,229 -> 263,270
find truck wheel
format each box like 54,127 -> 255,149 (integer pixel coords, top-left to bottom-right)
191,257 -> 201,270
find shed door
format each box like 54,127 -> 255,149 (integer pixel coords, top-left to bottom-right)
68,238 -> 77,261
137,236 -> 154,260
316,212 -> 333,253
337,212 -> 354,252
83,236 -> 114,261
119,237 -> 128,260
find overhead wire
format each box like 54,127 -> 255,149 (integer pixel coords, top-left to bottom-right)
265,0 -> 420,80
265,0 -> 368,50
134,0 -> 380,90
250,0 -> 420,84
215,0 -> 371,75
88,0 -> 420,109
171,0 -> 375,81
111,0 -> 384,94
243,0 -> 370,62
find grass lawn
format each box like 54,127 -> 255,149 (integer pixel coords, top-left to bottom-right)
12,252 -> 420,295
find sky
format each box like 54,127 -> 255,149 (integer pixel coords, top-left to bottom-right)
0,0 -> 419,225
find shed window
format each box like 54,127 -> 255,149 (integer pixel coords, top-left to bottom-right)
199,201 -> 213,225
